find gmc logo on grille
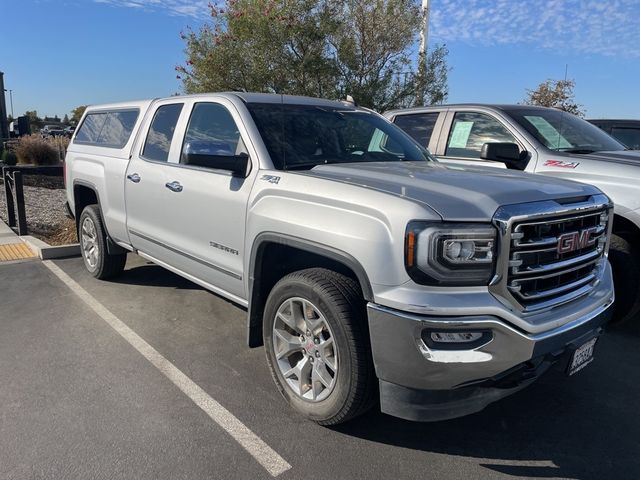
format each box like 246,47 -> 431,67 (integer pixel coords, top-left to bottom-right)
557,227 -> 599,254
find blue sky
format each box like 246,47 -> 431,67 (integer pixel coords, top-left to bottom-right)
2,0 -> 639,119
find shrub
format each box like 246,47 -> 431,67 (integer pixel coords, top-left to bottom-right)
49,135 -> 70,160
1,148 -> 18,166
15,134 -> 59,165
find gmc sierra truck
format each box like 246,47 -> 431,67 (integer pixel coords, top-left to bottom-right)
387,104 -> 640,323
65,93 -> 614,424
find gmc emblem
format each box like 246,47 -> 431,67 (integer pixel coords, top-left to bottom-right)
557,227 -> 599,254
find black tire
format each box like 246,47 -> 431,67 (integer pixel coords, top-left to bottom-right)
609,233 -> 640,323
78,205 -> 127,280
263,268 -> 375,425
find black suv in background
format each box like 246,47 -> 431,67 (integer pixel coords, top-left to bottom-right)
588,119 -> 640,150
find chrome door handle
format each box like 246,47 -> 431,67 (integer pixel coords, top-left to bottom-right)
165,181 -> 183,192
127,173 -> 141,183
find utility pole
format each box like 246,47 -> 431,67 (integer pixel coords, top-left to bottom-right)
8,90 -> 14,119
419,0 -> 430,58
0,72 -> 9,140
414,0 -> 430,107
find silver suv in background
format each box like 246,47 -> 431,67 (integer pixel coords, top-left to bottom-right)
387,104 -> 640,323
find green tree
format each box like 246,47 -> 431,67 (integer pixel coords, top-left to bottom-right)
24,110 -> 42,130
63,114 -> 70,124
524,79 -> 585,117
178,0 -> 447,111
414,44 -> 449,107
71,105 -> 87,124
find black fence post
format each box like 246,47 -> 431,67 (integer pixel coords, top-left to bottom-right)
2,167 -> 16,229
13,171 -> 27,235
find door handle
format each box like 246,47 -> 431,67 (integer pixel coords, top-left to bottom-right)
165,181 -> 183,192
127,173 -> 141,183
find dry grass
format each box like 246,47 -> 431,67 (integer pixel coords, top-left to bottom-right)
15,134 -> 68,165
29,217 -> 78,246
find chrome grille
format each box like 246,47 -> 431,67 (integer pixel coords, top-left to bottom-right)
507,208 -> 609,311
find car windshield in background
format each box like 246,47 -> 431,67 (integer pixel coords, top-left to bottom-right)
506,108 -> 626,153
246,103 -> 433,170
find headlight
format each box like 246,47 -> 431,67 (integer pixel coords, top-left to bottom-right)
405,222 -> 497,286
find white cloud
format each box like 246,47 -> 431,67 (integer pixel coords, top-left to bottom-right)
430,0 -> 640,58
93,0 -> 214,19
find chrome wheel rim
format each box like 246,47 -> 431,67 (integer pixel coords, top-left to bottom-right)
273,297 -> 338,402
81,217 -> 99,269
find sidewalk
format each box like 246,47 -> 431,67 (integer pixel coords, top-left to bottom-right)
0,220 -> 36,261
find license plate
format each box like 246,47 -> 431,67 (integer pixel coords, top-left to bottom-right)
567,337 -> 598,376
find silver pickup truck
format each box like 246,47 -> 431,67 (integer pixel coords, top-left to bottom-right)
66,93 -> 613,424
387,104 -> 640,323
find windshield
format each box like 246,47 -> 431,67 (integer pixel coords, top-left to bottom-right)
246,103 -> 434,170
506,108 -> 626,153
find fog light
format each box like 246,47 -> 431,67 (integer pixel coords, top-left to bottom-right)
430,332 -> 483,343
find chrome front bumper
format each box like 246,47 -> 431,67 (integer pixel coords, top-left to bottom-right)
367,268 -> 614,421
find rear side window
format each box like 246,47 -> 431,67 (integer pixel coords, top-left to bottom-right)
142,103 -> 184,162
611,127 -> 640,150
394,112 -> 439,147
74,110 -> 139,148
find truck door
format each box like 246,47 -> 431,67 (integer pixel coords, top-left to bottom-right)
125,98 -> 256,302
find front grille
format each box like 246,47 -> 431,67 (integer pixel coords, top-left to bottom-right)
507,208 -> 609,311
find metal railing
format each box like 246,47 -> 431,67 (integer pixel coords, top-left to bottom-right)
2,167 -> 27,235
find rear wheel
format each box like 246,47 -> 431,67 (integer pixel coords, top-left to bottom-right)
79,205 -> 127,279
263,268 -> 375,425
608,233 -> 640,323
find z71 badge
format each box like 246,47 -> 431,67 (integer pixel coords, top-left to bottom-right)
544,160 -> 580,169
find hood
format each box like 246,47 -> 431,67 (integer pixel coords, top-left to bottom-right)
304,161 -> 601,221
575,150 -> 640,166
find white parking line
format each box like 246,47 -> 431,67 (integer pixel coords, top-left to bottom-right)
43,260 -> 292,477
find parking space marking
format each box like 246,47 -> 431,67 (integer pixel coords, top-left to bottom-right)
43,260 -> 292,477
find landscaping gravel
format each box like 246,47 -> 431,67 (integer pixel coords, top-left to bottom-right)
0,184 -> 76,244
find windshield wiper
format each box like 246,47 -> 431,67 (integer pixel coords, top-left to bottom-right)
556,148 -> 597,154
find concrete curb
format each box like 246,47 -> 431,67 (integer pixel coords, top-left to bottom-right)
20,235 -> 80,260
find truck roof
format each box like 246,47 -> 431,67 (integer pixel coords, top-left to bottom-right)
84,93 -> 355,113
386,103 -> 559,116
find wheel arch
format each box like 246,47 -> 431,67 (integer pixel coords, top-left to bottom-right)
73,180 -> 126,255
612,212 -> 640,241
246,233 -> 374,347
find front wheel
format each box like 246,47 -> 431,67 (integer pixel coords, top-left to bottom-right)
263,268 -> 375,425
79,205 -> 127,279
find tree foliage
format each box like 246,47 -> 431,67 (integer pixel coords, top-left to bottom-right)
524,79 -> 584,117
414,44 -> 449,107
178,0 -> 448,111
71,105 -> 87,124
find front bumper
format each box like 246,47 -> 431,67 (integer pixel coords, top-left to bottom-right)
368,297 -> 613,422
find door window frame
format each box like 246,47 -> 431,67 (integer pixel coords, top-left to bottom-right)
134,97 -> 256,177
436,109 -> 527,161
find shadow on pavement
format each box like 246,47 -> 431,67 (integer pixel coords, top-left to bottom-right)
333,321 -> 640,479
110,263 -> 205,290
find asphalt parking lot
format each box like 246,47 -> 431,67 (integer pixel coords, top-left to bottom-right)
1,254 -> 639,480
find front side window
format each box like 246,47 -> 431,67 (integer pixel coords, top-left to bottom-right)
181,103 -> 244,163
246,103 -> 433,170
142,103 -> 184,162
445,112 -> 518,159
394,112 -> 439,148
